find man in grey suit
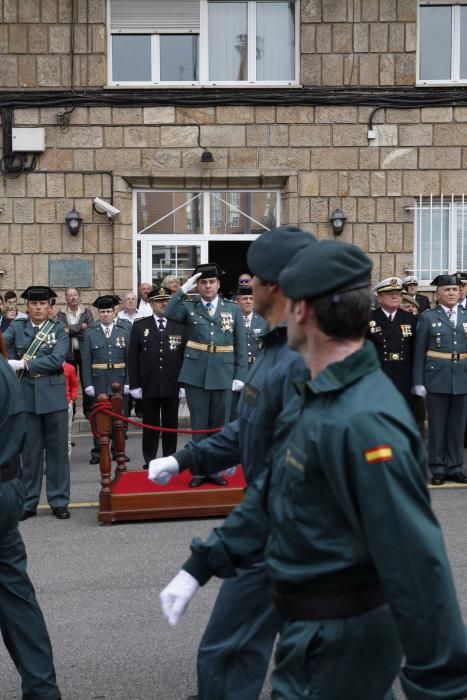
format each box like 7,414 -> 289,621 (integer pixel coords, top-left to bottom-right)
3,286 -> 70,520
413,274 -> 467,485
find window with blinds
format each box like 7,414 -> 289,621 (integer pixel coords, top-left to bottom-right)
418,2 -> 467,84
109,0 -> 298,85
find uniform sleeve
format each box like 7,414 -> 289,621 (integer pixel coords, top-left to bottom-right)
164,289 -> 189,323
81,332 -> 92,388
174,419 -> 241,475
128,324 -> 141,389
182,473 -> 270,585
412,312 -> 430,386
233,305 -> 248,381
27,324 -> 68,373
330,413 -> 467,699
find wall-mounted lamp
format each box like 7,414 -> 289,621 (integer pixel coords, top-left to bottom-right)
196,124 -> 214,163
329,208 -> 347,236
65,208 -> 83,235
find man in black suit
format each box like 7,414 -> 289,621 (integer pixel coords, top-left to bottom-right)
367,277 -> 417,403
402,275 -> 430,312
128,287 -> 186,467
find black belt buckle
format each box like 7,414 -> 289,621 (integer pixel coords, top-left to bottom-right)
208,342 -> 215,353
452,353 -> 460,361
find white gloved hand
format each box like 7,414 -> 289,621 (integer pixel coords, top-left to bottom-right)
232,379 -> 244,392
123,384 -> 130,395
181,272 -> 202,294
85,386 -> 95,397
8,359 -> 25,372
220,467 -> 237,477
130,387 -> 143,400
148,455 -> 180,485
160,570 -> 200,626
412,385 -> 427,397
179,387 -> 186,400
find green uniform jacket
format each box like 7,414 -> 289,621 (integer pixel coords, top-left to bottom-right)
413,305 -> 467,393
0,355 -> 27,464
165,290 -> 247,390
81,320 -> 131,396
184,341 -> 467,699
3,319 -> 68,414
245,311 -> 268,366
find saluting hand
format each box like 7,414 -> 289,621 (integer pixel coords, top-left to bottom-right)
181,272 -> 202,294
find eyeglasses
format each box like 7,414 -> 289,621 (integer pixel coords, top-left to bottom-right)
239,279 -> 251,284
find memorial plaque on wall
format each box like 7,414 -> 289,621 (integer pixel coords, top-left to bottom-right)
49,259 -> 92,288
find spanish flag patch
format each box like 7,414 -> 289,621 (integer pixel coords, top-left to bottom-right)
364,445 -> 393,463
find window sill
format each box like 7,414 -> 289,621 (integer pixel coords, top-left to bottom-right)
106,82 -> 302,89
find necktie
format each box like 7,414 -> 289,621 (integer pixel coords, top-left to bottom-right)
448,309 -> 456,326
206,302 -> 214,317
244,316 -> 250,329
158,319 -> 165,332
33,325 -> 39,335
388,313 -> 393,322
105,327 -> 111,338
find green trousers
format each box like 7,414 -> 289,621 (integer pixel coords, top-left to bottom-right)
272,605 -> 402,700
184,385 -> 231,443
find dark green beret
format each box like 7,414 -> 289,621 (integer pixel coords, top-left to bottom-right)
246,225 -> 316,283
279,240 -> 372,300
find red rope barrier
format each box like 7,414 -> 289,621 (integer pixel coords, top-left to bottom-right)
87,402 -> 223,441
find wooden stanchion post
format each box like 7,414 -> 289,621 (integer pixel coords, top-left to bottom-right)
111,382 -> 127,474
96,393 -> 112,523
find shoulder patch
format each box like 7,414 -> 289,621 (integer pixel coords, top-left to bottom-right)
364,444 -> 393,464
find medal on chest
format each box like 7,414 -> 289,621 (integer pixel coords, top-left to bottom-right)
169,335 -> 182,350
44,332 -> 57,348
400,324 -> 412,338
220,312 -> 234,332
369,320 -> 381,334
115,336 -> 126,348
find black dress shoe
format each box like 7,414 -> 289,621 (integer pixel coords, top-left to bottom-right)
449,471 -> 467,484
189,475 -> 206,488
52,507 -> 70,519
208,475 -> 227,486
431,475 -> 445,486
19,510 -> 37,521
89,455 -> 100,465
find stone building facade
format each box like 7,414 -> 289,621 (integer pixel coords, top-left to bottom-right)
0,0 -> 466,306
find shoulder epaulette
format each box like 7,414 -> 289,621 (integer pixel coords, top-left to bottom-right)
133,315 -> 146,322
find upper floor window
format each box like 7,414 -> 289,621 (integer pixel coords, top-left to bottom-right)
418,2 -> 467,84
109,0 -> 298,86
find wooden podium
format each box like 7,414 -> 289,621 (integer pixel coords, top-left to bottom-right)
94,387 -> 245,525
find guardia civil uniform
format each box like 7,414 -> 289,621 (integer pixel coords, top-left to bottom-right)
171,228 -> 316,700
178,243 -> 467,700
165,265 -> 247,441
3,287 -> 70,517
0,354 -> 61,699
412,274 -> 467,483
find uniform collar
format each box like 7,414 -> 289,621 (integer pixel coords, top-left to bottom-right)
258,321 -> 287,345
295,341 -> 379,397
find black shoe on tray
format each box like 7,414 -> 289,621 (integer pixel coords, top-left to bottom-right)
189,475 -> 206,488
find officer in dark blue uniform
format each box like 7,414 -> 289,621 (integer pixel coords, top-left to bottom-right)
0,350 -> 61,699
3,286 -> 70,520
81,295 -> 131,464
402,275 -> 431,312
150,226 -> 316,700
128,287 -> 186,466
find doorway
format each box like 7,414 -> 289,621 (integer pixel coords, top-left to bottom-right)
209,240 -> 252,298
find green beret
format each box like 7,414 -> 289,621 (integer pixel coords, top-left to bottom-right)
247,225 -> 316,283
279,240 -> 372,300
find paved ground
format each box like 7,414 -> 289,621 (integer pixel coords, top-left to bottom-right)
1,421 -> 467,699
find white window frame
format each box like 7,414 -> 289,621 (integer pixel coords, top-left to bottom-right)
107,0 -> 299,87
414,194 -> 467,284
132,188 -> 281,289
417,1 -> 467,86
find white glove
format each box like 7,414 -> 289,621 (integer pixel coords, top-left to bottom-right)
160,570 -> 200,626
232,379 -> 244,392
8,359 -> 25,372
123,384 -> 130,395
181,272 -> 202,294
412,385 -> 427,397
179,387 -> 186,400
220,467 -> 237,477
130,387 -> 143,400
148,455 -> 180,485
85,386 -> 95,397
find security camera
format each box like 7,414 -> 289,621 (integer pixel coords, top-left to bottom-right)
93,197 -> 121,219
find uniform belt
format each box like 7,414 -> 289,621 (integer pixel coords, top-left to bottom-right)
426,351 -> 467,361
0,462 -> 19,482
384,353 -> 402,361
91,363 -> 126,369
272,582 -> 385,621
186,341 -> 234,353
21,368 -> 64,378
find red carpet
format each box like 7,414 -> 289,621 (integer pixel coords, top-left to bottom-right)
112,466 -> 245,494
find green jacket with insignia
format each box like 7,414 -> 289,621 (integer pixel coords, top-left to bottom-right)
3,318 -> 68,414
81,320 -> 130,396
183,341 -> 467,699
165,290 -> 247,390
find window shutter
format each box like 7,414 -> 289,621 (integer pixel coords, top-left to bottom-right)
110,0 -> 200,32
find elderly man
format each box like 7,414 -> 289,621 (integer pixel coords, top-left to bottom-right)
165,263 -> 247,487
137,281 -> 153,318
3,286 -> 70,520
160,241 -> 467,700
118,292 -> 141,325
57,287 -> 94,416
413,274 -> 467,486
